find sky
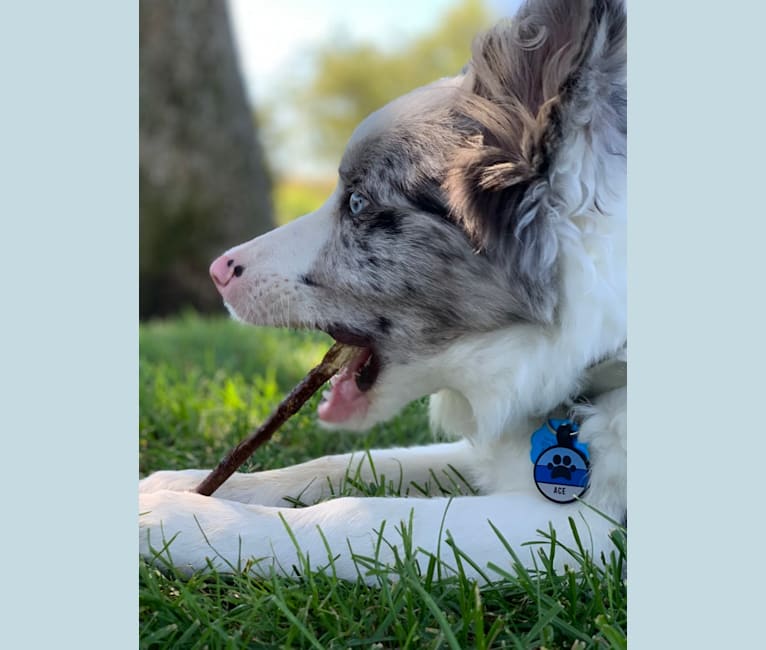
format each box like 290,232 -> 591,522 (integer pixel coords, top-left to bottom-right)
228,0 -> 519,103
226,0 -> 520,177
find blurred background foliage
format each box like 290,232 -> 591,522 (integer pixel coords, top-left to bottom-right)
140,0 -> 495,320
265,0 -> 493,169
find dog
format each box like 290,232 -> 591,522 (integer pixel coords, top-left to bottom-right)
139,0 -> 627,585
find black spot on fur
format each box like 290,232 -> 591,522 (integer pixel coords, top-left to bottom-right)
367,256 -> 379,267
299,274 -> 319,287
365,210 -> 403,235
409,179 -> 449,218
340,232 -> 350,248
376,315 -> 392,333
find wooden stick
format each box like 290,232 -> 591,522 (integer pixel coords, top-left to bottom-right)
194,342 -> 361,496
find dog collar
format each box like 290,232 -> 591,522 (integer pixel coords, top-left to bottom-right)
531,419 -> 590,503
528,346 -> 625,504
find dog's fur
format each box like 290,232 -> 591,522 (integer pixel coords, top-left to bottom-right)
140,0 -> 627,584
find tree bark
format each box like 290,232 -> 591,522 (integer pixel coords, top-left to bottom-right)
140,0 -> 274,319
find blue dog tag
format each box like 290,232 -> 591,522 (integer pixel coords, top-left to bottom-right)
531,419 -> 590,504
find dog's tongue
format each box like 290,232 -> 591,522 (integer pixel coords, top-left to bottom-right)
317,347 -> 372,423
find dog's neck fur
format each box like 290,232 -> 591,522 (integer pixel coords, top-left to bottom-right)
430,126 -> 626,445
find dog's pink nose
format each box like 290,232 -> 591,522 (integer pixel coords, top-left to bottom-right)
209,254 -> 244,289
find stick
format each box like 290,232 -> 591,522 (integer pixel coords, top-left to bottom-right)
194,342 -> 361,496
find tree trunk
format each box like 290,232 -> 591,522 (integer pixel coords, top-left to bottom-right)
140,0 -> 274,319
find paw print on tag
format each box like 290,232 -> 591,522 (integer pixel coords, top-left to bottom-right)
534,445 -> 590,504
548,454 -> 576,480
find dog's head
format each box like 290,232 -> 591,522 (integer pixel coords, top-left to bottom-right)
210,0 -> 626,438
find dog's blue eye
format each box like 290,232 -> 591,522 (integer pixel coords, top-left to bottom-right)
349,192 -> 368,215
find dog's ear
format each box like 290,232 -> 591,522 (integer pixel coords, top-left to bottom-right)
446,0 -> 626,323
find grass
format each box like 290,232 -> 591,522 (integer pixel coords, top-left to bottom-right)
139,313 -> 627,649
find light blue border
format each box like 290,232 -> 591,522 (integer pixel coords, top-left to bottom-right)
629,1 -> 764,645
1,2 -> 137,647
4,0 -> 763,646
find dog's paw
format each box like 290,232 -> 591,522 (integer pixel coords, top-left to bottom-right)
139,490 -> 282,575
139,469 -> 210,494
139,489 -> 235,572
139,489 -> 189,569
139,468 -> 304,506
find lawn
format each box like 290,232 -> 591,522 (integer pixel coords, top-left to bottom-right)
139,313 -> 627,649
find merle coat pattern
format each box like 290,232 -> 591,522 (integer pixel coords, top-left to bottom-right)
140,0 -> 627,584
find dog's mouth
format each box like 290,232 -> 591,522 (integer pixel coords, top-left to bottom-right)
317,325 -> 382,423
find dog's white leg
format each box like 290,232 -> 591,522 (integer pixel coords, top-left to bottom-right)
139,489 -> 615,584
139,439 -> 477,506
